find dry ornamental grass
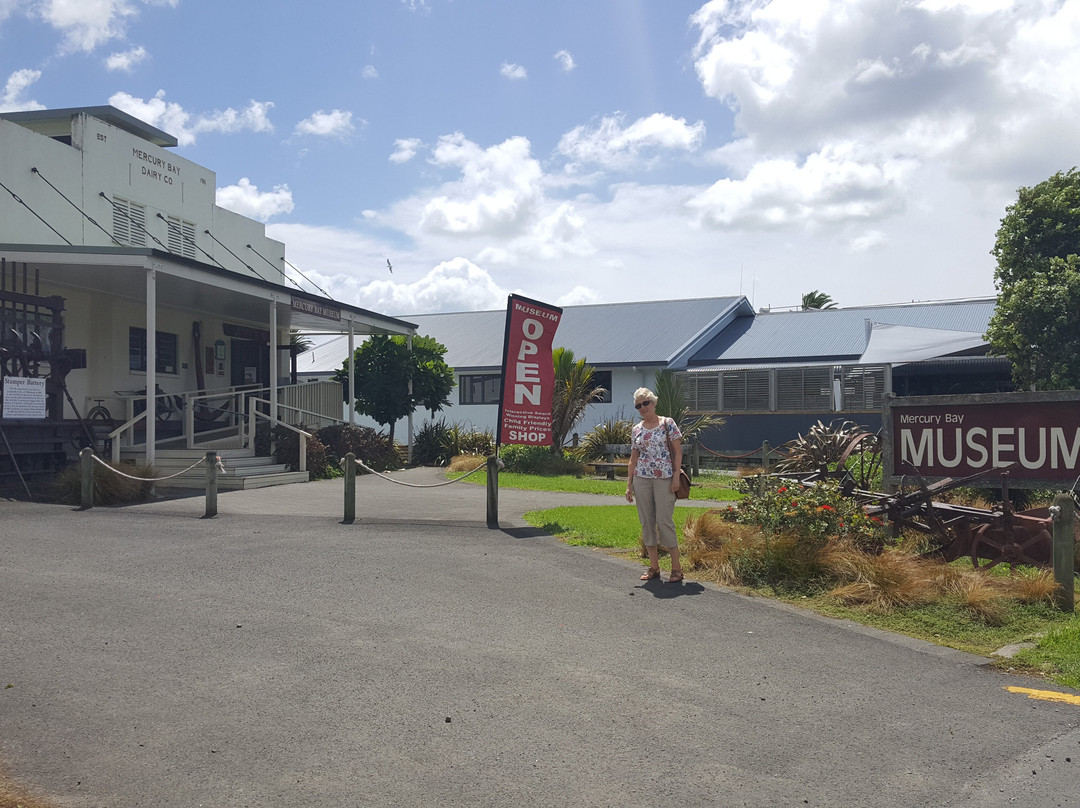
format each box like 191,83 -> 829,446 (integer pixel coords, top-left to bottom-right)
683,506 -> 1067,619
0,767 -> 61,808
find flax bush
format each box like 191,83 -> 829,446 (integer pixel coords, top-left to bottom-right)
580,418 -> 633,461
51,460 -> 157,505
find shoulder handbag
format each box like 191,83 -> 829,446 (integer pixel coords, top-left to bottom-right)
664,418 -> 692,499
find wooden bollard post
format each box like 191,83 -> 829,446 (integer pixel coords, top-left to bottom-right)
204,451 -> 218,518
80,447 -> 94,509
486,455 -> 499,529
1052,493 -> 1075,613
757,440 -> 771,496
344,452 -> 356,523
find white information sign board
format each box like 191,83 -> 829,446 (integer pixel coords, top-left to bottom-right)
2,376 -> 47,419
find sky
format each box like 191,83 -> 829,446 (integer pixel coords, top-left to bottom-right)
2,0 -> 1079,316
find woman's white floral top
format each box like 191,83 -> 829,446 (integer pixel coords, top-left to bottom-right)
631,417 -> 681,479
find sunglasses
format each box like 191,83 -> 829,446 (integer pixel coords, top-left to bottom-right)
635,400 -> 653,409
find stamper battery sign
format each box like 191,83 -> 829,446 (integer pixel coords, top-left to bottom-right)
498,295 -> 563,446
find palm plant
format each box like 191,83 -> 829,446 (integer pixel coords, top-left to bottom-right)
290,329 -> 314,353
550,347 -> 606,454
801,290 -> 837,310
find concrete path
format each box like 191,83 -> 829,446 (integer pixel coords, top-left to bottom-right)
1,470 -> 1078,807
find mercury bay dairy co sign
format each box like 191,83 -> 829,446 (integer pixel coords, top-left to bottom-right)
882,391 -> 1080,487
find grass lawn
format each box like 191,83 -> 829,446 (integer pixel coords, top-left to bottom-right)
455,469 -> 743,501
510,485 -> 1080,691
524,504 -> 717,547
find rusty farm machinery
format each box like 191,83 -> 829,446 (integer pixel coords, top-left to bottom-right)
770,421 -> 1075,572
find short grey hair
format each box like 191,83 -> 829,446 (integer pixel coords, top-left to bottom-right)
633,387 -> 656,404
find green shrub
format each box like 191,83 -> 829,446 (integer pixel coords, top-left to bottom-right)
316,423 -> 400,473
413,418 -> 452,466
501,444 -> 584,475
441,421 -> 495,458
51,460 -> 157,505
580,418 -> 633,461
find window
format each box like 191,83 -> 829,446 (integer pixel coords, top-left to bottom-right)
112,196 -> 146,247
129,327 -> 179,374
777,367 -> 832,411
721,370 -> 771,411
588,370 -> 613,404
681,373 -> 720,411
460,374 -> 502,404
842,366 -> 885,409
164,214 -> 197,259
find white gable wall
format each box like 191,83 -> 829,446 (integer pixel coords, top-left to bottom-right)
0,114 -> 285,273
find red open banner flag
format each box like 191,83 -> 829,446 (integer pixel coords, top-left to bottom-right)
497,295 -> 563,447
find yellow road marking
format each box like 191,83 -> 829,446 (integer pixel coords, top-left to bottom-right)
1006,686 -> 1080,706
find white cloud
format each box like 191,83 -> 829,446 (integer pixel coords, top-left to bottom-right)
216,178 -> 294,222
109,91 -> 274,146
556,286 -> 600,306
390,137 -> 423,164
418,133 -> 543,236
554,50 -> 575,72
0,68 -> 45,112
39,0 -> 136,52
500,62 -> 527,80
849,229 -> 887,252
557,113 -> 706,171
688,144 -> 909,230
347,257 -> 508,314
31,0 -> 178,54
105,45 -> 147,72
362,65 -> 378,79
689,0 -> 1080,186
294,109 -> 355,139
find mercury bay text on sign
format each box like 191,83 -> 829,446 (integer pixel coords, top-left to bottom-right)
899,413 -> 966,424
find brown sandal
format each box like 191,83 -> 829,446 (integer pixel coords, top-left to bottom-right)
668,570 -> 684,583
640,568 -> 661,581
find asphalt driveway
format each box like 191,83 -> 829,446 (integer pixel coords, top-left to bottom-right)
1,469 -> 1078,807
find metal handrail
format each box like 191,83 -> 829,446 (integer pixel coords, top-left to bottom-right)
246,396 -> 312,473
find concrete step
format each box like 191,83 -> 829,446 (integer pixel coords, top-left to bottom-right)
163,471 -> 310,490
118,447 -> 309,489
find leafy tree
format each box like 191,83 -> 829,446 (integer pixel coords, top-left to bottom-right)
550,346 -> 605,454
332,334 -> 454,441
985,168 -> 1080,390
801,290 -> 836,310
409,335 -> 457,417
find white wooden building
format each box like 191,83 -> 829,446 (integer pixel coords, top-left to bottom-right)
0,105 -> 414,492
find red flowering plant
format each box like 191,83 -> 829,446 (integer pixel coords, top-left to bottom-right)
729,477 -> 884,551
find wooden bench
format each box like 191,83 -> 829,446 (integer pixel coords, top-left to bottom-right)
592,443 -> 632,480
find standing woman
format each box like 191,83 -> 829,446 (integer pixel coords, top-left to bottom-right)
625,387 -> 685,582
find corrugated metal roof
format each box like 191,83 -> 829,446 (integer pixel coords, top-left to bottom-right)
299,296 -> 748,374
689,298 -> 997,365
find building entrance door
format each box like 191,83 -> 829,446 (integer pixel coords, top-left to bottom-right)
231,339 -> 269,388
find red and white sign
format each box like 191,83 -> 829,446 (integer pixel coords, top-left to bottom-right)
497,295 -> 563,446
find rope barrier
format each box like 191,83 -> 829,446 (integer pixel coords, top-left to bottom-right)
89,453 -> 223,481
341,456 -> 497,488
697,444 -> 787,460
